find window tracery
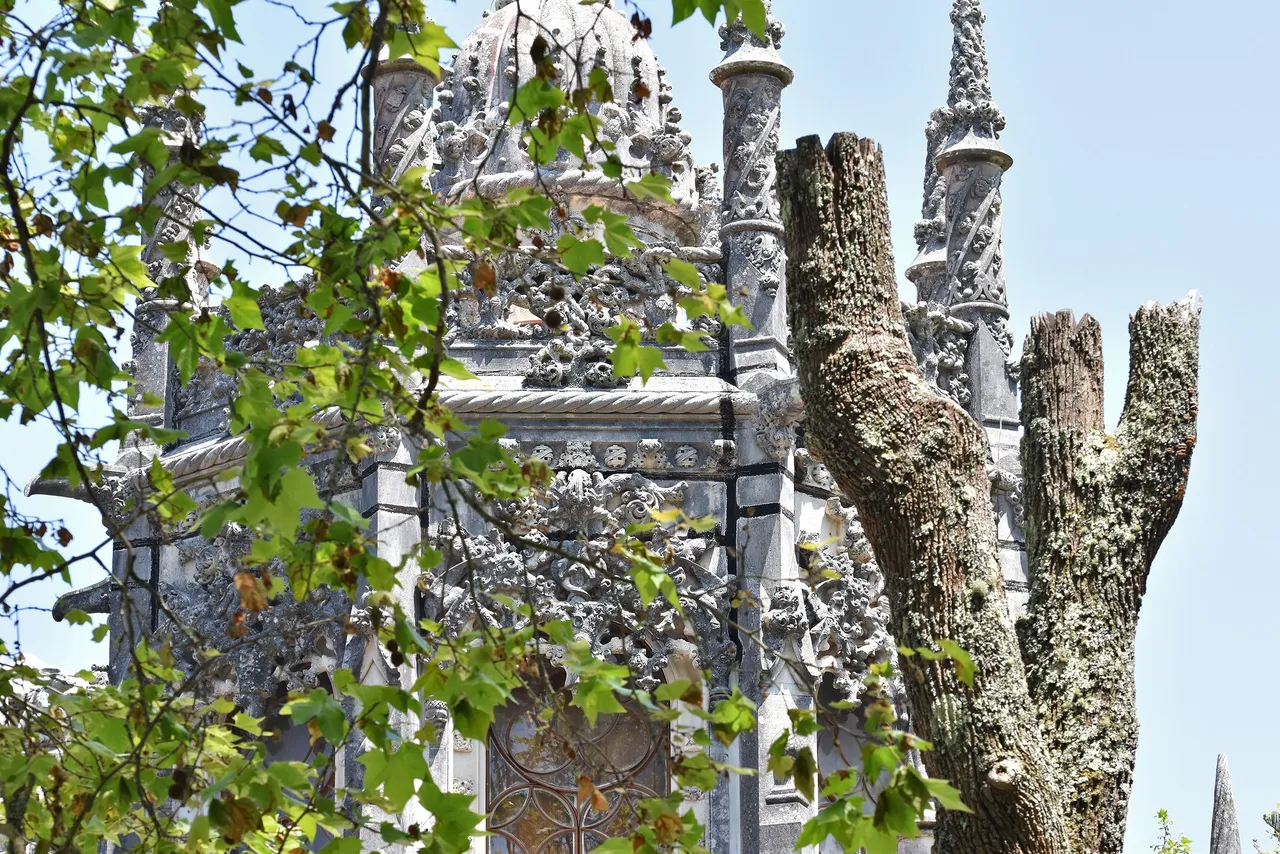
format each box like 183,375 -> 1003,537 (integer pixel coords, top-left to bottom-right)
487,689 -> 670,854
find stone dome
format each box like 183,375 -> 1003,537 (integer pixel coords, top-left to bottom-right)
429,0 -> 702,244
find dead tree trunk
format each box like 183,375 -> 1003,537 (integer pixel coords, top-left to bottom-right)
776,133 -> 1200,854
1019,306 -> 1199,854
777,133 -> 1071,854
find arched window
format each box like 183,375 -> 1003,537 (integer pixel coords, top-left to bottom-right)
487,688 -> 670,854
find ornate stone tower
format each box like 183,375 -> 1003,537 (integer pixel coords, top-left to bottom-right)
36,1 -> 1039,853
906,0 -> 1027,616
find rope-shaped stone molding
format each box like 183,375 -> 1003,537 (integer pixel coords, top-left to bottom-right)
439,243 -> 723,264
168,436 -> 251,482
442,169 -> 696,210
438,389 -> 754,417
160,391 -> 754,483
167,408 -> 347,483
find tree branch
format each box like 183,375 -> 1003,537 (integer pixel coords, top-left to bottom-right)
1018,297 -> 1200,854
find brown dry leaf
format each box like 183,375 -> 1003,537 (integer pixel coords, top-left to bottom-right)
473,260 -> 497,297
654,811 -> 682,845
317,120 -> 335,142
285,204 -> 311,227
576,774 -> 608,811
234,572 -> 268,613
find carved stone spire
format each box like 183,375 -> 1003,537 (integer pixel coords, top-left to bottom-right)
939,0 -> 1006,153
125,99 -> 217,468
710,0 -> 792,386
1210,754 -> 1242,854
908,0 -> 1017,424
136,101 -> 216,304
369,31 -> 440,211
711,5 -> 815,849
904,113 -> 949,304
937,0 -> 1010,314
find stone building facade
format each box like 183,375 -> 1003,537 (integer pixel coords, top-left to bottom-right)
42,1 -> 1028,852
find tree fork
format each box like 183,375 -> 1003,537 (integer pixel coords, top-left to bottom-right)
1019,302 -> 1200,854
777,132 -> 1069,854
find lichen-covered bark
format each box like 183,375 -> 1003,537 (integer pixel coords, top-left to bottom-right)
1018,305 -> 1200,854
777,133 -> 1070,854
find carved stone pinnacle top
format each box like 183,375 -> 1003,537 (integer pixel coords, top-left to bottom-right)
710,0 -> 791,87
936,0 -> 1009,169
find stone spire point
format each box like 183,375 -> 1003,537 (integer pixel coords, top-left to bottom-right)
1210,753 -> 1243,854
936,0 -> 1010,170
710,0 -> 791,86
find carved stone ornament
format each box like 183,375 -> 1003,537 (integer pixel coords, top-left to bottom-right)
752,376 -> 804,459
422,470 -> 732,692
905,301 -> 974,407
160,523 -> 349,717
764,498 -> 902,704
448,253 -> 719,355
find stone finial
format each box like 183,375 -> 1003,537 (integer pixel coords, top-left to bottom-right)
368,26 -> 440,210
905,0 -> 1018,421
904,113 -> 949,299
938,0 -> 1006,154
710,0 -> 791,87
1210,754 -> 1242,854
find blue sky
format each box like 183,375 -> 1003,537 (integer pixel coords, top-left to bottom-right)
3,0 -> 1275,849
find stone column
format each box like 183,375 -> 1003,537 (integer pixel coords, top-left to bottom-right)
1210,754 -> 1242,854
121,103 -> 214,469
711,7 -> 791,389
117,103 -> 216,660
368,45 -> 439,211
712,10 -> 815,853
906,0 -> 1027,621
935,0 -> 1017,427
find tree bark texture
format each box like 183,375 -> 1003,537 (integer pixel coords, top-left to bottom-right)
777,133 -> 1070,854
1018,305 -> 1200,854
777,131 -> 1202,854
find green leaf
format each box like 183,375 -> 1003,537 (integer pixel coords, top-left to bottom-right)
923,777 -> 972,813
936,639 -> 977,688
710,688 -> 757,746
739,0 -> 768,37
665,257 -> 702,290
61,608 -> 93,625
384,21 -> 457,76
556,235 -> 605,276
224,279 -> 264,330
626,172 -> 675,203
360,742 -> 428,810
607,319 -> 667,383
199,0 -> 242,42
794,746 -> 817,803
284,689 -> 348,745
248,135 -> 289,163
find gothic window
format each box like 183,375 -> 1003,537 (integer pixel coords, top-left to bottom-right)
487,688 -> 670,854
